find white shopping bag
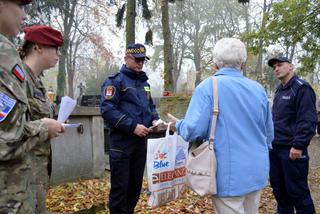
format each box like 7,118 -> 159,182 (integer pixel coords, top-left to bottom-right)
147,124 -> 189,208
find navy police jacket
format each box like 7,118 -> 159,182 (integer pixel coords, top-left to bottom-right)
100,65 -> 159,135
272,75 -> 317,149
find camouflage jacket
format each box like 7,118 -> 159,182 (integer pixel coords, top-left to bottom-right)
24,64 -> 52,156
0,33 -> 49,161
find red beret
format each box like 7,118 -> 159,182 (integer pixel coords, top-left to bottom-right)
24,25 -> 64,47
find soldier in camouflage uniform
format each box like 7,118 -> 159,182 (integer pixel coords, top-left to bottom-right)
19,25 -> 64,214
0,1 -> 65,213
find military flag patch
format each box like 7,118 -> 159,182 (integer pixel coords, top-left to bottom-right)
104,86 -> 116,100
12,64 -> 25,82
0,92 -> 16,122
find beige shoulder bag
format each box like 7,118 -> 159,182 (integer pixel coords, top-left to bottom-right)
186,76 -> 219,196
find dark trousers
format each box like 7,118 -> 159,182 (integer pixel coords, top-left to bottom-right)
108,136 -> 147,214
269,147 -> 315,214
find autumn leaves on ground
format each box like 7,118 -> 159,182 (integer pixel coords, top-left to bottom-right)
47,168 -> 320,214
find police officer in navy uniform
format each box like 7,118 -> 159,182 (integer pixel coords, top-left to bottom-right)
268,56 -> 317,214
100,43 -> 159,214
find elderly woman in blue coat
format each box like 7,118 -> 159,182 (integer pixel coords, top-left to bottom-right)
170,38 -> 274,214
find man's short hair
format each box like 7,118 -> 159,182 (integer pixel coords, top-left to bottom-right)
212,38 -> 247,70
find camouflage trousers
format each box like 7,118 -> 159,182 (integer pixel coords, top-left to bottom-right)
30,153 -> 50,214
0,155 -> 35,214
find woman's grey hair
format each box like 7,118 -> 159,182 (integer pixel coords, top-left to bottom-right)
212,38 -> 247,70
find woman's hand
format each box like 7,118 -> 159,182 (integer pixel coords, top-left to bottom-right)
167,113 -> 178,132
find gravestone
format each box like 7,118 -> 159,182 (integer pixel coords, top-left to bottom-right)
80,95 -> 101,107
50,106 -> 105,185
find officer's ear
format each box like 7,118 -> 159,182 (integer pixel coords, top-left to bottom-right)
289,63 -> 294,72
124,55 -> 129,64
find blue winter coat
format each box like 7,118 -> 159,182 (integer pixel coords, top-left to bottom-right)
176,68 -> 274,197
100,65 -> 159,135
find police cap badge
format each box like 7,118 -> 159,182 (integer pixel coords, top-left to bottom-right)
126,43 -> 150,60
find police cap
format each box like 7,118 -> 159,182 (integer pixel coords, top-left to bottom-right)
126,43 -> 150,60
268,56 -> 291,67
24,25 -> 64,47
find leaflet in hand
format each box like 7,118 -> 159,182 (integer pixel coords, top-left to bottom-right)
62,123 -> 81,128
57,96 -> 77,123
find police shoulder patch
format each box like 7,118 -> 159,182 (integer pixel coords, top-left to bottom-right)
0,92 -> 16,122
12,64 -> 26,82
104,86 -> 116,100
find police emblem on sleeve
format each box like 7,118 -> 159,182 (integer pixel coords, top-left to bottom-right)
0,92 -> 16,122
104,86 -> 116,100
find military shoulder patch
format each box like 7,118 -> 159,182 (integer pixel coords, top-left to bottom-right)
104,86 -> 116,100
0,92 -> 16,122
12,64 -> 25,82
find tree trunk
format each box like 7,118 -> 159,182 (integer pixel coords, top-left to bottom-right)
194,39 -> 202,85
68,69 -> 75,98
254,0 -> 267,78
194,59 -> 201,86
57,44 -> 67,96
193,19 -> 202,86
243,3 -> 250,77
173,42 -> 186,92
56,0 -> 77,96
126,0 -> 136,47
161,0 -> 174,92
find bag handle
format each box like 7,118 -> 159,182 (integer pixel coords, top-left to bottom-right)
165,122 -> 172,138
209,77 -> 219,143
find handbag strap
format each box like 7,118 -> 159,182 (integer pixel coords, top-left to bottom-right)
209,77 -> 219,142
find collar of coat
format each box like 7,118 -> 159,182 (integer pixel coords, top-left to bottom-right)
214,67 -> 243,77
120,65 -> 148,81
